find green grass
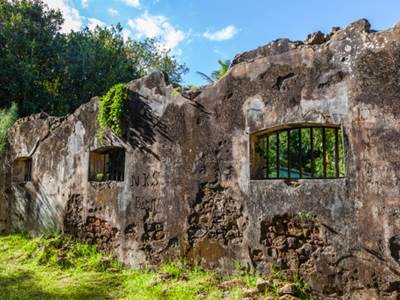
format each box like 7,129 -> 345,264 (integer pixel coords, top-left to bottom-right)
0,234 -> 314,300
121,261 -> 224,300
0,234 -> 122,300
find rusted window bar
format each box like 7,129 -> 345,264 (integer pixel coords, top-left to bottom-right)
110,158 -> 114,180
261,137 -> 266,179
322,127 -> 327,178
111,152 -> 115,180
108,158 -> 112,180
276,132 -> 280,179
28,159 -> 32,181
335,127 -> 340,178
310,127 -> 314,178
111,153 -> 114,180
298,128 -> 302,179
103,155 -> 106,180
98,157 -> 101,180
257,125 -> 343,179
287,129 -> 291,179
92,157 -> 95,181
24,159 -> 32,181
96,157 -> 100,180
108,157 -> 111,180
266,136 -> 269,179
88,154 -> 91,180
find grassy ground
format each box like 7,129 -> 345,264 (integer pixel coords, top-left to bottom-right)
0,234 -> 314,300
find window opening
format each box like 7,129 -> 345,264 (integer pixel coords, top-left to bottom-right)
255,125 -> 345,180
89,148 -> 125,182
12,157 -> 32,182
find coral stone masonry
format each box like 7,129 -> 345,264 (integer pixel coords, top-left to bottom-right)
1,19 -> 400,299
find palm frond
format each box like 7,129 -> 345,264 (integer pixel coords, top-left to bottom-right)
197,59 -> 232,84
216,59 -> 231,79
196,71 -> 214,84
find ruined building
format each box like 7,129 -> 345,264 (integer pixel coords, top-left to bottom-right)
1,19 -> 400,299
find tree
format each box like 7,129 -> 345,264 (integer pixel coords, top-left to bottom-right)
197,59 -> 231,84
0,0 -> 64,116
0,0 -> 188,117
54,25 -> 140,116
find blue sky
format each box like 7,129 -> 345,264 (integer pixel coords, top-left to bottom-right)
44,0 -> 400,85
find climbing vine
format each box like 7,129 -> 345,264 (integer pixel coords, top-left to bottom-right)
97,83 -> 128,137
0,103 -> 18,157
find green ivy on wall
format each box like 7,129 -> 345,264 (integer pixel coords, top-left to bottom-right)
97,83 -> 128,137
0,103 -> 18,157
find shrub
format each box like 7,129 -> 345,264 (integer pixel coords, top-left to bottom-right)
98,83 -> 128,137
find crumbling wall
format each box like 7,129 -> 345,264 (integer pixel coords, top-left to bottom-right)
1,19 -> 400,299
0,155 -> 8,233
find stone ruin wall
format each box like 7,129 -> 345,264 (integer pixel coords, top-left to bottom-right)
1,19 -> 400,299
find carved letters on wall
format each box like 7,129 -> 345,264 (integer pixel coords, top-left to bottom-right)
131,170 -> 160,211
130,171 -> 159,187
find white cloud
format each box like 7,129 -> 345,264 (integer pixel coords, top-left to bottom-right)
81,0 -> 89,8
128,13 -> 161,38
203,25 -> 238,41
128,11 -> 185,51
42,0 -> 83,33
163,25 -> 185,50
87,18 -> 105,30
108,8 -> 119,16
122,29 -> 132,41
121,0 -> 140,8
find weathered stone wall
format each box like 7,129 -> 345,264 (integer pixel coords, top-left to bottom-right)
0,155 -> 8,233
1,19 -> 400,299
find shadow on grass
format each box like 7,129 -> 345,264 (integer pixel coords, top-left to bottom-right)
0,269 -> 119,300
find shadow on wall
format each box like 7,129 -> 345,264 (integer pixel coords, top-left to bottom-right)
9,181 -> 60,233
124,91 -> 172,160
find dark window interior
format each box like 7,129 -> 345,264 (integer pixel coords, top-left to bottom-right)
12,158 -> 32,182
255,125 -> 345,179
88,148 -> 125,182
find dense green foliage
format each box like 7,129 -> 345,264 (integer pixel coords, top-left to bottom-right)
0,0 -> 188,117
0,234 -> 314,300
98,83 -> 128,137
0,0 -> 63,116
0,103 -> 18,156
197,59 -> 231,84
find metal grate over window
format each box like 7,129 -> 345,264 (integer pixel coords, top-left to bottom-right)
12,157 -> 32,183
88,148 -> 125,182
256,125 -> 345,179
24,158 -> 32,181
